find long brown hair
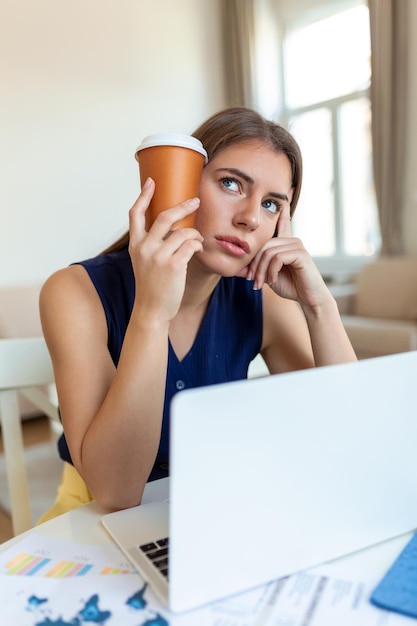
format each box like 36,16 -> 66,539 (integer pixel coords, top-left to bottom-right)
102,107 -> 302,255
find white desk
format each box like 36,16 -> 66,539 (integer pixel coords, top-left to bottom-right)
0,478 -> 415,625
0,475 -> 412,584
0,477 -> 170,554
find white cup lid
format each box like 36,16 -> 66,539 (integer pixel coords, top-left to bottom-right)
135,133 -> 208,162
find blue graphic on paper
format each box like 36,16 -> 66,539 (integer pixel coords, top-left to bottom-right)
33,593 -> 112,625
125,583 -> 169,625
28,595 -> 48,608
142,614 -> 169,626
35,617 -> 80,626
78,594 -> 111,622
126,582 -> 148,609
22,585 -> 170,626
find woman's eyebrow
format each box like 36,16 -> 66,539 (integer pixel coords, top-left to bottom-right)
270,191 -> 289,202
216,167 -> 289,202
216,167 -> 254,184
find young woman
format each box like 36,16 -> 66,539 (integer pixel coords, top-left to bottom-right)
38,107 -> 356,522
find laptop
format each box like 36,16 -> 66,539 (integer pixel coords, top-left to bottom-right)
101,351 -> 417,613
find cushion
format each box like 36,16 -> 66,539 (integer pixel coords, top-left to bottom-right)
0,284 -> 44,418
342,315 -> 417,357
0,285 -> 42,338
354,257 -> 417,320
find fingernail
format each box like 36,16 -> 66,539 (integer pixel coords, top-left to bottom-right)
143,177 -> 153,189
187,197 -> 200,208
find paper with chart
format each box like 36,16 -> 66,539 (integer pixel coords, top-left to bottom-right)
0,532 -> 272,625
0,532 -> 415,625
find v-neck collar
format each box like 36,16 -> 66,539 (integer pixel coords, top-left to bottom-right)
168,280 -> 221,364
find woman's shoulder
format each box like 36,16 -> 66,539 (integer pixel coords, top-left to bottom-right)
41,264 -> 90,297
40,264 -> 102,321
41,248 -> 134,323
39,264 -> 109,354
41,248 -> 130,294
75,249 -> 134,310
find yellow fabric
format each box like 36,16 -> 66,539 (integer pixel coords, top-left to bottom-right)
36,462 -> 94,524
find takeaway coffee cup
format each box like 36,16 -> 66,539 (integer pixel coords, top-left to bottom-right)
135,133 -> 208,230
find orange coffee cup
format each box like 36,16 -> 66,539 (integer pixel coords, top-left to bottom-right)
135,133 -> 208,231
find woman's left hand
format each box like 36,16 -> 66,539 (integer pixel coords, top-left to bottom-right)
240,205 -> 331,310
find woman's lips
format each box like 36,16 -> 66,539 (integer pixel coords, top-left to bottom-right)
215,236 -> 250,257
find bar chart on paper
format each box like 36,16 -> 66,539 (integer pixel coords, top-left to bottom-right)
0,533 -> 135,578
4,551 -> 133,577
0,534 -> 173,626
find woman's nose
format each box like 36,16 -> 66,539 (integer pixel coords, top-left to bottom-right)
233,200 -> 260,230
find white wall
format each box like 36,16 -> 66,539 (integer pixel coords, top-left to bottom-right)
0,0 -> 225,287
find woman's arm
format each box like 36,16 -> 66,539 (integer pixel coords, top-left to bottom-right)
40,265 -> 169,510
261,279 -> 356,373
41,180 -> 203,511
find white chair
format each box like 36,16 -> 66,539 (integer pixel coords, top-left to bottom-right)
0,337 -> 60,536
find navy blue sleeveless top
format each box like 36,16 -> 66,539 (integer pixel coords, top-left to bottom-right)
58,247 -> 263,481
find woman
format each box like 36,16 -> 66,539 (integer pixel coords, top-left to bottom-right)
38,107 -> 356,521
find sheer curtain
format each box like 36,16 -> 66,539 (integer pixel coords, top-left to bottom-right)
368,0 -> 409,255
221,0 -> 256,108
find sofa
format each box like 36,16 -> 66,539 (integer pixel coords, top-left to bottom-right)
333,256 -> 417,359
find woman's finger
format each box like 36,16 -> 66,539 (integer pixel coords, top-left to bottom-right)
277,204 -> 292,238
244,238 -> 286,284
151,225 -> 204,259
149,197 -> 200,238
250,238 -> 304,290
129,177 -> 155,243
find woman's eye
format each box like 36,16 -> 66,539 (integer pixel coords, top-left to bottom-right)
221,177 -> 239,192
262,199 -> 280,214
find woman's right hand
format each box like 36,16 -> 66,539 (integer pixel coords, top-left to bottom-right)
128,177 -> 204,324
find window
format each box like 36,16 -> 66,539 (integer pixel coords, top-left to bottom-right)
265,0 -> 380,276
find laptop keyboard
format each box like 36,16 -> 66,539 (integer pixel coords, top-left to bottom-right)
139,537 -> 169,579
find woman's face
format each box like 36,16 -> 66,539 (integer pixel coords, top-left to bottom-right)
194,139 -> 294,276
